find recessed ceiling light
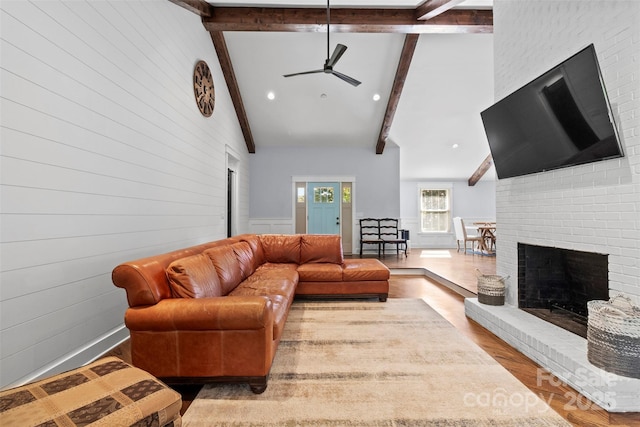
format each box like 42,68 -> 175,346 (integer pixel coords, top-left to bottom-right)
320,93 -> 327,99
267,91 -> 275,100
373,93 -> 381,101
452,143 -> 459,149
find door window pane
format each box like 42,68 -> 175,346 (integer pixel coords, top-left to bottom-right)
314,187 -> 334,203
342,186 -> 351,203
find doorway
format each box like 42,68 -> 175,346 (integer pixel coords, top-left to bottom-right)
307,182 -> 340,235
227,168 -> 235,237
226,149 -> 239,238
293,178 -> 354,255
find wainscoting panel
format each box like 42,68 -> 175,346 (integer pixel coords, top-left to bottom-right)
248,219 -> 294,235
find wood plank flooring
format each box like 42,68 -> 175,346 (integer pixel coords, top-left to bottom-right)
376,247 -> 497,294
104,250 -> 639,426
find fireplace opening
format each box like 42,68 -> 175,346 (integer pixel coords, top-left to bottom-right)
518,243 -> 609,338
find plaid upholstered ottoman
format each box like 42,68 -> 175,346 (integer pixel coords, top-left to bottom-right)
0,356 -> 182,427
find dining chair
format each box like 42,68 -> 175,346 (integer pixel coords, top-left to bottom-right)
453,217 -> 482,254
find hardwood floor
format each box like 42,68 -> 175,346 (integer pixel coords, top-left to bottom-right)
375,246 -> 497,295
105,250 -> 639,426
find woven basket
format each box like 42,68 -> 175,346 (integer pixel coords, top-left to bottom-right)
587,294 -> 640,379
476,269 -> 508,306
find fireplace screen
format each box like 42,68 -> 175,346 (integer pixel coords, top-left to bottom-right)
518,243 -> 609,338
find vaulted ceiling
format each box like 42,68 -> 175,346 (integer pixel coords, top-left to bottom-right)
171,0 -> 496,182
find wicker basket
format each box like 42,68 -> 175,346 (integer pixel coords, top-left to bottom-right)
476,269 -> 508,306
587,294 -> 640,379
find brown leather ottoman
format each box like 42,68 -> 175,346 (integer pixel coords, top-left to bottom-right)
0,356 -> 181,427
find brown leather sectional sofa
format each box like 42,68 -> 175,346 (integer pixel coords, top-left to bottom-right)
112,233 -> 389,393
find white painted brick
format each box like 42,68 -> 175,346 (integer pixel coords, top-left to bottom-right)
490,0 -> 640,410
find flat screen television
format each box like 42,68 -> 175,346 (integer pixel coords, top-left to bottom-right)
480,44 -> 624,179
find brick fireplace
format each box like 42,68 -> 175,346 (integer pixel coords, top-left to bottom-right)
517,244 -> 609,338
464,0 -> 640,413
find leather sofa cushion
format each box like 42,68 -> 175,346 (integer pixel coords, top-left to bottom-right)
342,259 -> 390,281
245,267 -> 299,287
238,234 -> 265,271
297,263 -> 343,282
204,246 -> 243,295
256,262 -> 299,272
259,234 -> 301,264
230,280 -> 295,340
300,235 -> 344,264
265,294 -> 290,340
166,253 -> 222,298
232,241 -> 255,280
225,292 -> 289,340
112,238 -> 242,307
232,277 -> 297,300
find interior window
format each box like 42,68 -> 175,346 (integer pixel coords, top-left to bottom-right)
420,188 -> 451,232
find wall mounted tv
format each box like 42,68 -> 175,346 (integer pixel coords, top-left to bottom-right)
480,44 -> 623,179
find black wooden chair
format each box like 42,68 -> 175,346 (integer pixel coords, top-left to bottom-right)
359,218 -> 383,257
379,218 -> 408,257
359,218 -> 408,257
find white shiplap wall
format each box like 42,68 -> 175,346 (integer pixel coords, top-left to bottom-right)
0,0 -> 249,388
492,0 -> 640,305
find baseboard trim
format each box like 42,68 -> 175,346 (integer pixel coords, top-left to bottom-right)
7,325 -> 129,388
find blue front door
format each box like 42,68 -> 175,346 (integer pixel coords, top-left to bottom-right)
307,182 -> 340,235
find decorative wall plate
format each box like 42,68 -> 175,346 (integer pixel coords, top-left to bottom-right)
193,60 -> 214,117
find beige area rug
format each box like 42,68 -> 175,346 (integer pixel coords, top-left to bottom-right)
182,299 -> 570,426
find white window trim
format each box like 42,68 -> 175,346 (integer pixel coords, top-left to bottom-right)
418,182 -> 453,234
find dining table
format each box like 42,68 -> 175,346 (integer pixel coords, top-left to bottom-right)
474,222 -> 496,254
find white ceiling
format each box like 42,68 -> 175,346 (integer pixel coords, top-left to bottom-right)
208,1 -> 496,181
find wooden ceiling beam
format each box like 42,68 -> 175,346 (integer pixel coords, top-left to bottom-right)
203,8 -> 492,34
415,0 -> 466,21
168,0 -> 212,17
209,31 -> 256,153
376,34 -> 419,155
179,4 -> 492,155
168,1 -> 255,153
468,154 -> 493,186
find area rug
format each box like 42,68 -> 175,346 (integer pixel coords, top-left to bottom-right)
182,299 -> 570,426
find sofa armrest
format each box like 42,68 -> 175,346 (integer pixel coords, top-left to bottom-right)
124,296 -> 273,331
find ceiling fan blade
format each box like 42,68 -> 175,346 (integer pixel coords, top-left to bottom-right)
326,44 -> 347,67
283,69 -> 324,78
331,70 -> 361,87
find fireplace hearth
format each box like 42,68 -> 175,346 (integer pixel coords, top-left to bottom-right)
518,243 -> 609,338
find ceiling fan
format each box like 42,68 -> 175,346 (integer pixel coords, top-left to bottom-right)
283,0 -> 361,87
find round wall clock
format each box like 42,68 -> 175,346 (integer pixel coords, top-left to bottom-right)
193,60 -> 215,117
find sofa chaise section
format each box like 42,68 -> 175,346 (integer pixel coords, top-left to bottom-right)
112,234 -> 389,393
